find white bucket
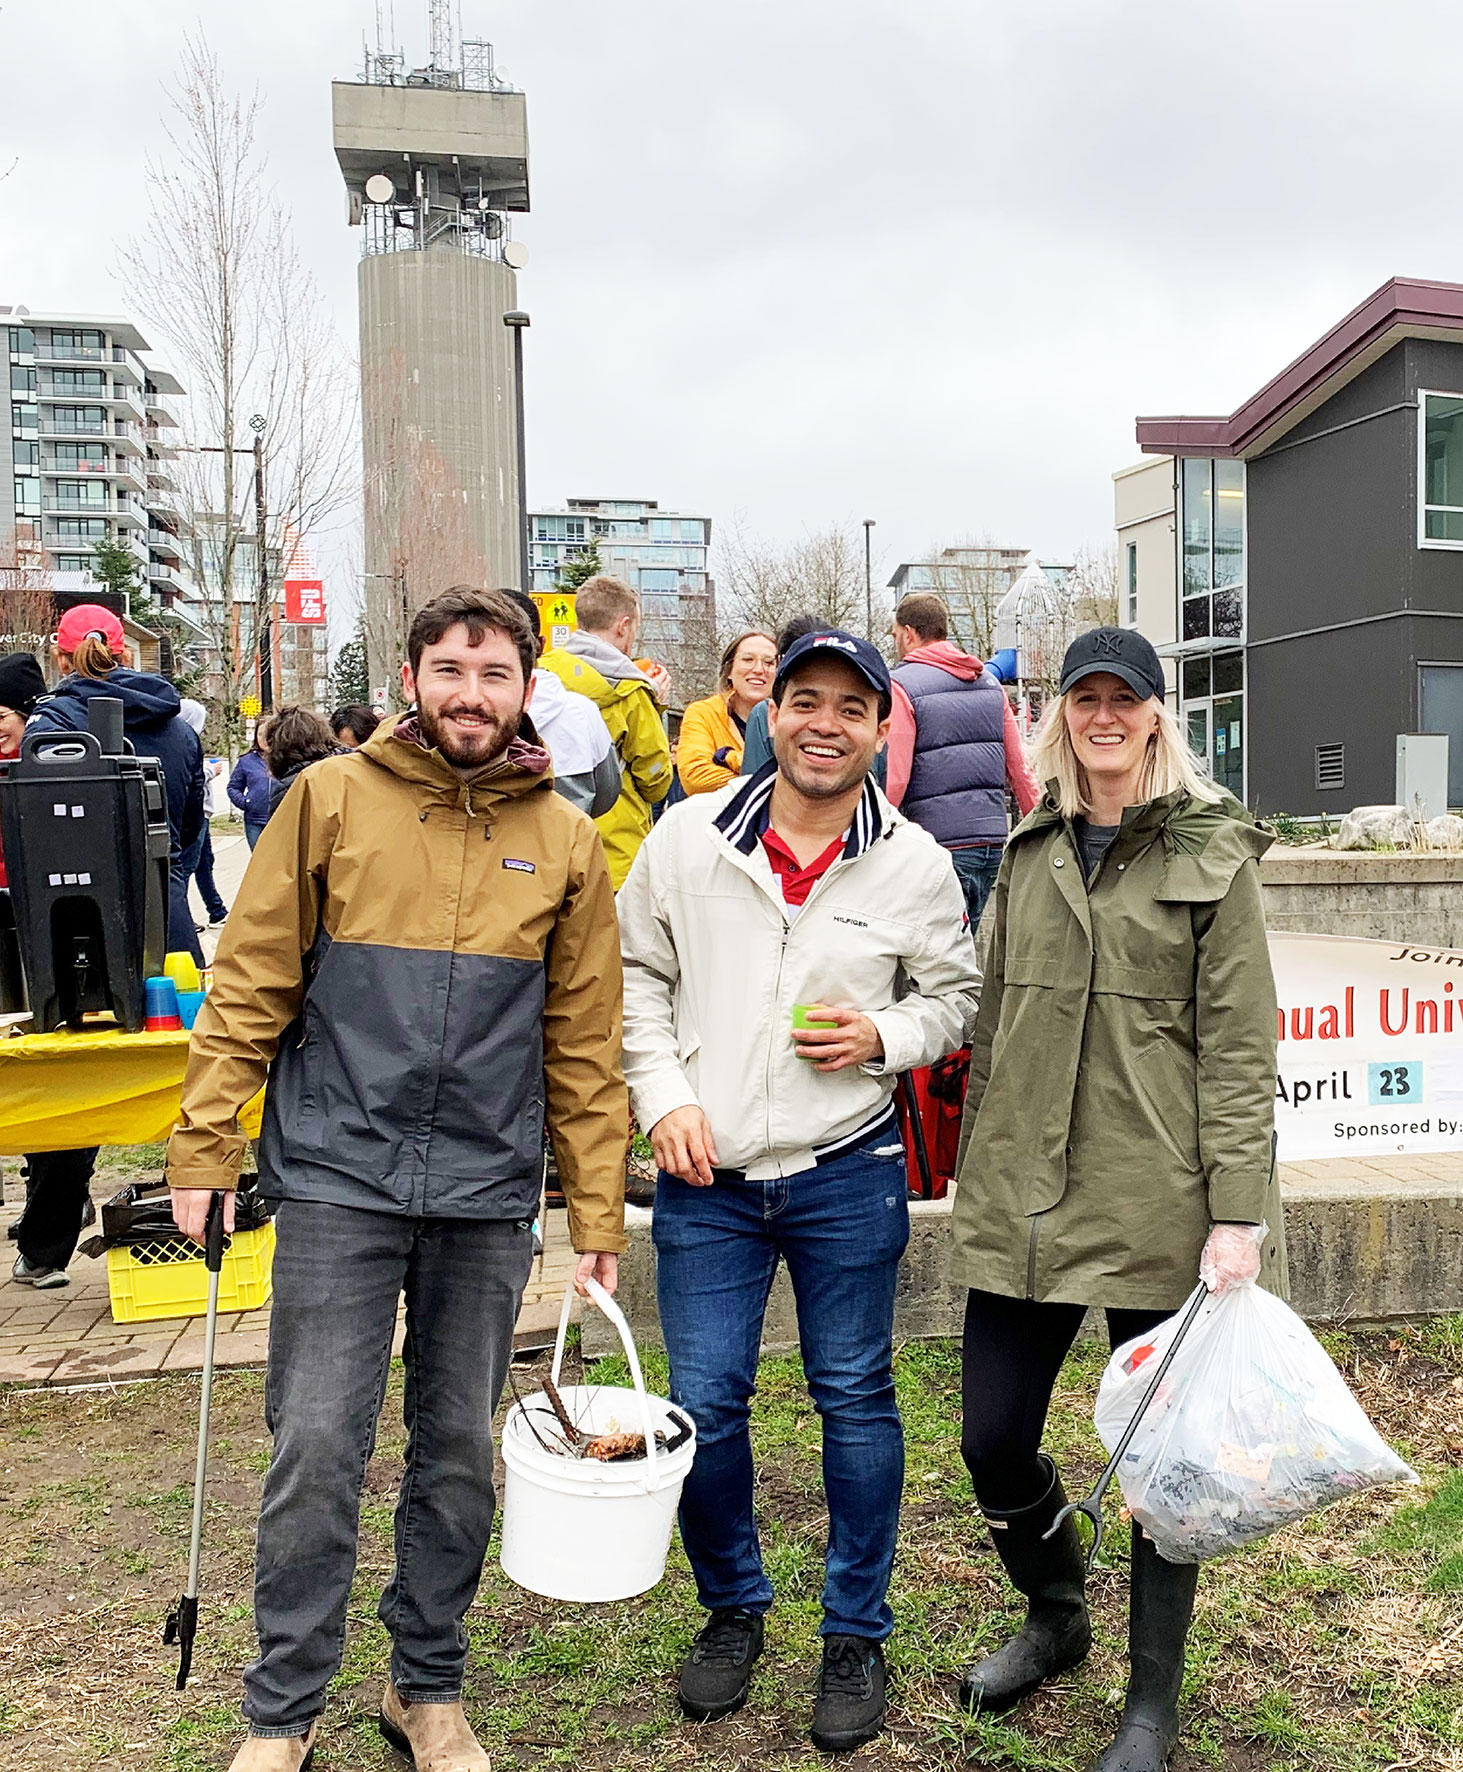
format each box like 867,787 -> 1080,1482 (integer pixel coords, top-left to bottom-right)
499,1276 -> 697,1603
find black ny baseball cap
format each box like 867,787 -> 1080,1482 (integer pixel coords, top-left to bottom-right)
774,629 -> 892,700
1059,626 -> 1164,701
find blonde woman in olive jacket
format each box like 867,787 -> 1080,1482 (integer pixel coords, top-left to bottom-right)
950,629 -> 1286,1772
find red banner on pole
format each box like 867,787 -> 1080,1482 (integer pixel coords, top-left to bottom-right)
283,578 -> 326,625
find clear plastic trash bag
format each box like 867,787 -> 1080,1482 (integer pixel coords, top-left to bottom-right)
1095,1280 -> 1418,1564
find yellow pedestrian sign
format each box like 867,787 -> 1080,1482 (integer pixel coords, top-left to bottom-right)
531,591 -> 577,652
240,695 -> 262,719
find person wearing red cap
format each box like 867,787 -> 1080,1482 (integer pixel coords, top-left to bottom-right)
29,603 -> 206,965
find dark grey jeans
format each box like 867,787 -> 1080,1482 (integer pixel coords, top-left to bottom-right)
243,1199 -> 532,1737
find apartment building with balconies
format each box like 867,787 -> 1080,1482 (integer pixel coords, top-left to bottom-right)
2,307 -> 199,631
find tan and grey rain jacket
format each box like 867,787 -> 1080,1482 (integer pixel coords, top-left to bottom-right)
166,717 -> 629,1255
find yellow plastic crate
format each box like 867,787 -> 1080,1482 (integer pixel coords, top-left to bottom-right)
106,1220 -> 276,1324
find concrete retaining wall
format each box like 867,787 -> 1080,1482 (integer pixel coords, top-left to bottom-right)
583,1168 -> 1463,1358
1261,849 -> 1463,945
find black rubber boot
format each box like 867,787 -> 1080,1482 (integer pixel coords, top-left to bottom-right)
677,1608 -> 765,1722
959,1456 -> 1091,1715
1089,1524 -> 1199,1772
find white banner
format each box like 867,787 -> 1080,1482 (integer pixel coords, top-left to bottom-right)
1270,932 -> 1463,1159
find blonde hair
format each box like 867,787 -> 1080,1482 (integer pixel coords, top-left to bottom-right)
1030,689 -> 1222,818
63,634 -> 123,679
573,575 -> 639,633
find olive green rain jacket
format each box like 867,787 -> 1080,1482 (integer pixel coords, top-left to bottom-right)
951,787 -> 1288,1312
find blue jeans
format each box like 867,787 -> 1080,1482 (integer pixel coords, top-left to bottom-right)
653,1138 -> 910,1640
949,843 -> 1004,932
243,1200 -> 532,1736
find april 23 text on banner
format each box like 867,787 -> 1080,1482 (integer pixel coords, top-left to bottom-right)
1270,931 -> 1463,1159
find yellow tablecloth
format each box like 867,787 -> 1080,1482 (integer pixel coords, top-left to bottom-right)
0,1025 -> 264,1154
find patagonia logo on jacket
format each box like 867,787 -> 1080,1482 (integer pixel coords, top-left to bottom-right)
503,857 -> 536,874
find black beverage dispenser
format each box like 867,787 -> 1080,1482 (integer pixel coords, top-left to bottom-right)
0,697 -> 171,1031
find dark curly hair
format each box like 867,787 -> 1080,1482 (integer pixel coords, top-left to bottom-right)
266,705 -> 339,780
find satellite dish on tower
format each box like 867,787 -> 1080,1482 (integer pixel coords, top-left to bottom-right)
502,240 -> 529,270
365,173 -> 395,203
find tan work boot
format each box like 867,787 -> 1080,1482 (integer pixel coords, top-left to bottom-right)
225,1722 -> 316,1770
379,1680 -> 490,1770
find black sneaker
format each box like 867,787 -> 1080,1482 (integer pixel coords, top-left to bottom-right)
810,1635 -> 887,1754
677,1607 -> 765,1722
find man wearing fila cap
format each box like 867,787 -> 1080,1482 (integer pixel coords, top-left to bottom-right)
618,628 -> 980,1752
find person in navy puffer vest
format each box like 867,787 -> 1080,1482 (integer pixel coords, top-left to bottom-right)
888,594 -> 1040,929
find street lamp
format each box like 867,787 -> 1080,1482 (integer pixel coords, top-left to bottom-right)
503,311 -> 531,594
248,415 -> 271,711
863,518 -> 876,641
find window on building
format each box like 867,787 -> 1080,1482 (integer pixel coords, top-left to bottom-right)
50,369 -> 106,391
640,569 -> 682,592
11,366 -> 36,396
1180,648 -> 1245,800
1421,392 -> 1463,544
50,329 -> 103,354
12,439 -> 37,467
1180,457 -> 1245,639
9,327 -> 34,354
55,517 -> 109,539
55,478 -> 107,507
12,402 -> 37,433
13,480 -> 39,515
1125,542 -> 1138,625
55,554 -> 91,573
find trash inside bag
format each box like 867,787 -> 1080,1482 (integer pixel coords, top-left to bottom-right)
1095,1281 -> 1417,1564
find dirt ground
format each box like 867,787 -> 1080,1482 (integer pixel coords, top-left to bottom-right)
0,1323 -> 1460,1772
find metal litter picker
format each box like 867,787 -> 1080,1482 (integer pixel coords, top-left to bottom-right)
1044,1282 -> 1208,1572
164,1190 -> 226,1688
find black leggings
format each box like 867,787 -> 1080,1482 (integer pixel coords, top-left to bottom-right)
961,1288 -> 1170,1512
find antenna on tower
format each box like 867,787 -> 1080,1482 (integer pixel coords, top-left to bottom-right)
428,0 -> 457,74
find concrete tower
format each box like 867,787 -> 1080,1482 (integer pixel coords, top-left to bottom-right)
333,16 -> 529,687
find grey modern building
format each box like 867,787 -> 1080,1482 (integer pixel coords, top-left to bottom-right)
1132,277 -> 1463,812
2,307 -> 194,619
529,497 -> 717,695
333,28 -> 529,690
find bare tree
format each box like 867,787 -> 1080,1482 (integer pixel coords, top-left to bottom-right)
719,520 -> 875,642
0,543 -> 55,661
1066,543 -> 1122,633
120,35 -> 356,746
905,539 -> 1028,660
362,350 -> 488,706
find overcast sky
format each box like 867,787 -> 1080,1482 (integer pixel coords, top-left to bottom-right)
4,0 -> 1463,617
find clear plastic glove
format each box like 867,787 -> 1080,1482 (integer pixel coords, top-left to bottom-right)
1200,1220 -> 1266,1293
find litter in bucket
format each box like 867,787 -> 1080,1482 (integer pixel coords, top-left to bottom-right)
499,1277 -> 697,1603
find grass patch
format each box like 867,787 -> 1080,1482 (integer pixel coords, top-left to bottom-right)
0,1326 -> 1456,1770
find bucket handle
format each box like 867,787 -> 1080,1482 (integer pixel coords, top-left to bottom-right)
552,1276 -> 659,1491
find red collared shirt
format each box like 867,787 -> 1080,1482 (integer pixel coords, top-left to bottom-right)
759,825 -> 846,910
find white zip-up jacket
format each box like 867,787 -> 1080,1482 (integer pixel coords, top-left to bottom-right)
618,766 -> 981,1179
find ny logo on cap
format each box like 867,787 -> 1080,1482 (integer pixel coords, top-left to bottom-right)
1093,630 -> 1124,659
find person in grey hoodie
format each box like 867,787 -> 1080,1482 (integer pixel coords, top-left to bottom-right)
507,591 -> 622,819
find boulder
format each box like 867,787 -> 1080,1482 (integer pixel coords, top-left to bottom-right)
1425,814 -> 1463,851
1333,805 -> 1414,850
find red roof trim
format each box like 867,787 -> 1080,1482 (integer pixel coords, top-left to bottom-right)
1135,277 -> 1463,457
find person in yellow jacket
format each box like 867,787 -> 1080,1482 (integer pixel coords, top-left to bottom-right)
677,629 -> 777,795
539,575 -> 673,887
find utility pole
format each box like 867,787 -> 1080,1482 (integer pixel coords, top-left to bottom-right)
503,311 -> 531,592
250,415 -> 271,712
863,518 -> 876,641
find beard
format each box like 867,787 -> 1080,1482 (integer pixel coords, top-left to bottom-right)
417,699 -> 521,769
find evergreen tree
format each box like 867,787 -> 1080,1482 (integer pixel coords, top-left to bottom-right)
331,614 -> 371,707
556,538 -> 602,593
89,536 -> 144,601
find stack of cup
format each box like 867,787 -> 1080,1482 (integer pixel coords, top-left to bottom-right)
163,951 -> 206,1029
144,976 -> 184,1032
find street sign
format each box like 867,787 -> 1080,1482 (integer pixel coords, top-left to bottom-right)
531,591 -> 576,651
239,695 -> 261,719
283,577 -> 326,625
